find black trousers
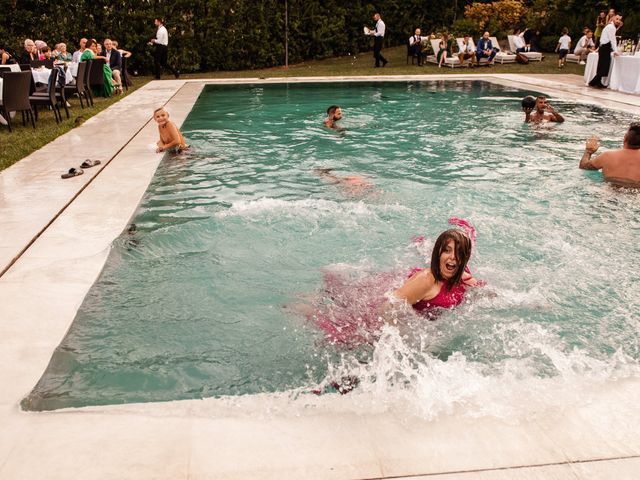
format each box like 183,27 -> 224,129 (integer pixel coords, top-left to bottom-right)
373,36 -> 387,67
154,44 -> 178,79
589,42 -> 612,87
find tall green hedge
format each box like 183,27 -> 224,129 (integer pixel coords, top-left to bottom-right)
1,0 -> 637,73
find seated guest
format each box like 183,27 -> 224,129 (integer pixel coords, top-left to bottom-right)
408,28 -> 426,66
579,124 -> 640,188
34,40 -> 48,60
437,33 -> 454,68
81,38 -> 114,97
72,38 -> 87,63
41,46 -> 52,60
574,30 -> 595,64
476,32 -> 496,64
55,43 -> 73,62
103,38 -> 123,93
523,96 -> 564,123
512,28 -> 527,53
20,39 -> 38,64
111,40 -> 132,58
1,45 -> 13,64
458,34 -> 476,66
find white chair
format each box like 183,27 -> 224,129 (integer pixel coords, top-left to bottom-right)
457,38 -> 493,66
490,37 -> 516,64
507,35 -> 543,61
426,38 -> 461,68
565,53 -> 580,63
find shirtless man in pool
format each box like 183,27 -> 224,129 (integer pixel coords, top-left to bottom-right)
524,96 -> 564,123
323,105 -> 343,129
579,123 -> 640,188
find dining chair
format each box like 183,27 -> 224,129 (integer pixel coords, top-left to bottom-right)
0,71 -> 36,131
64,61 -> 90,108
29,67 -> 62,123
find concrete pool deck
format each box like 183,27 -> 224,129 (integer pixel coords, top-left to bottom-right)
1,74 -> 639,479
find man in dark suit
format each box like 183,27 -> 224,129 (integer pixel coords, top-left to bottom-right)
103,38 -> 123,92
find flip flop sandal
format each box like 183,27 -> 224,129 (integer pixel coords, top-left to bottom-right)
61,168 -> 84,179
80,159 -> 101,169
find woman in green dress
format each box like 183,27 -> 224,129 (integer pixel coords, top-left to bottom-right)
80,39 -> 114,97
594,11 -> 606,44
437,33 -> 454,68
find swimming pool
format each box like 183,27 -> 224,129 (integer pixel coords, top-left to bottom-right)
23,80 -> 640,416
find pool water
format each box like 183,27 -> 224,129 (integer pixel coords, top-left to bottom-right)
24,81 -> 640,414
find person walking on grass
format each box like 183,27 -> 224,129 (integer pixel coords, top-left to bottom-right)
149,17 -> 180,80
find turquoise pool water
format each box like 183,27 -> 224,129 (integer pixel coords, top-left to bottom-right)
24,81 -> 640,413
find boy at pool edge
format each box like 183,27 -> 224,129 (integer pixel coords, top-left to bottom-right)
154,107 -> 189,153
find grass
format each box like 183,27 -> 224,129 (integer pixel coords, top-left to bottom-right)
1,45 -> 582,171
176,45 -> 585,79
0,80 -> 150,171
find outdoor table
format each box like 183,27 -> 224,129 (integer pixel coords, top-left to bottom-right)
4,64 -> 21,73
584,52 -> 612,86
608,54 -> 640,95
31,66 -> 74,85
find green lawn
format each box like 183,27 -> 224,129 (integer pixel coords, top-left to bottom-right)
0,46 -> 582,171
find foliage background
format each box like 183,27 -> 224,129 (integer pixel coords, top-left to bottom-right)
0,0 -> 638,72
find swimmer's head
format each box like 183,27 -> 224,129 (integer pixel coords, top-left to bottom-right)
431,229 -> 472,287
535,96 -> 548,111
153,107 -> 169,124
624,123 -> 640,150
326,105 -> 342,121
521,96 -> 536,111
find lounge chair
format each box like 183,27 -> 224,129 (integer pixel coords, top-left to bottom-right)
507,36 -> 543,61
425,39 -> 461,68
490,37 -> 516,64
565,52 -> 581,63
456,38 -> 493,66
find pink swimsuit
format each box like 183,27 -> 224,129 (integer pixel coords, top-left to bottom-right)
407,267 -> 467,313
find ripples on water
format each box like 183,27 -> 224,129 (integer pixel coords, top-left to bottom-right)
23,81 -> 640,417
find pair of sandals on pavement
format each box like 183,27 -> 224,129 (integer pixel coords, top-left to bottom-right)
61,159 -> 101,179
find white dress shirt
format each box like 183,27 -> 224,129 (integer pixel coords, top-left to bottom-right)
156,25 -> 169,46
374,19 -> 386,37
513,34 -> 525,49
409,34 -> 425,46
558,35 -> 571,50
599,22 -> 617,50
574,35 -> 595,53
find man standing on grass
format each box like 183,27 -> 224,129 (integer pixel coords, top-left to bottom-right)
367,13 -> 388,68
149,17 -> 180,80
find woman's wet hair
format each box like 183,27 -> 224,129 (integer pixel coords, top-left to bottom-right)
626,123 -> 640,149
430,229 -> 472,287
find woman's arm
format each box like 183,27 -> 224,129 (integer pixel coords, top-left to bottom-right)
393,269 -> 437,305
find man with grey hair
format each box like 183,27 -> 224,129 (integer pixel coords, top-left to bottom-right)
72,38 -> 87,63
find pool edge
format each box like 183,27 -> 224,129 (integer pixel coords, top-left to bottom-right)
1,75 -> 640,479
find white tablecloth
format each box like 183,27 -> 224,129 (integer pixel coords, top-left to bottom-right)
31,67 -> 74,85
584,51 -> 611,86
3,64 -> 21,72
608,54 -> 640,94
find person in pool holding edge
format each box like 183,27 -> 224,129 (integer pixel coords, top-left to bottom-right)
579,123 -> 640,188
